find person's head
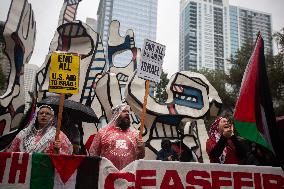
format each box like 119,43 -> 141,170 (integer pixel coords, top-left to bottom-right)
218,117 -> 233,132
209,116 -> 234,139
161,138 -> 172,150
112,103 -> 130,130
37,105 -> 54,129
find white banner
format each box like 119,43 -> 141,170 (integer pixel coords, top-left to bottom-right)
99,159 -> 284,189
137,39 -> 166,83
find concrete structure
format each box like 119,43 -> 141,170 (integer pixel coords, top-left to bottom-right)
24,64 -> 38,112
97,0 -> 157,67
229,6 -> 273,57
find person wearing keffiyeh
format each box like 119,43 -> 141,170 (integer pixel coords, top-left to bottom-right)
89,103 -> 145,170
206,116 -> 246,164
7,105 -> 72,154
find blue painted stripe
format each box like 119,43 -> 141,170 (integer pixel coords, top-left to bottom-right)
94,58 -> 105,61
90,67 -> 104,71
95,50 -> 104,53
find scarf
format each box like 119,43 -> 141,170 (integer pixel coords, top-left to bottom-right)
18,106 -> 57,153
208,117 -> 228,163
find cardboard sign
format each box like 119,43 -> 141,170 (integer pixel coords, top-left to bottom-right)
137,39 -> 166,83
49,52 -> 80,94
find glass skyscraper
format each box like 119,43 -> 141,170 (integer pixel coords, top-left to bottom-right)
179,0 -> 231,72
179,0 -> 273,72
229,6 -> 273,56
97,0 -> 157,67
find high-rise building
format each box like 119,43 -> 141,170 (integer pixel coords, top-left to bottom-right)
24,64 -> 38,112
97,0 -> 157,67
229,6 -> 273,57
179,0 -> 231,72
179,0 -> 273,72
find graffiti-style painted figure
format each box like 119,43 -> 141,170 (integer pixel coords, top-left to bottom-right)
0,0 -> 222,161
0,0 -> 36,136
125,71 -> 222,160
94,21 -> 140,127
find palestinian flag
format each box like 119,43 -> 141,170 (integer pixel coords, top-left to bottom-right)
233,34 -> 284,167
0,152 -> 100,189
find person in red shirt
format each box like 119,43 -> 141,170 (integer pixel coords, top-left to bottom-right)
89,103 -> 145,170
206,117 -> 246,164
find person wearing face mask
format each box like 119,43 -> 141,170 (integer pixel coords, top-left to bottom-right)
7,105 -> 72,154
206,116 -> 248,164
89,103 -> 145,170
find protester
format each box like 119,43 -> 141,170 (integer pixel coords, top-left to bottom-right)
61,113 -> 85,155
89,103 -> 145,170
206,117 -> 247,164
156,138 -> 178,161
172,140 -> 198,162
7,105 -> 72,154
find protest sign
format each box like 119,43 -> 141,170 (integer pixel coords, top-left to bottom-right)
137,39 -> 166,83
48,52 -> 80,153
137,39 -> 166,138
1,153 -> 283,189
49,52 -> 80,94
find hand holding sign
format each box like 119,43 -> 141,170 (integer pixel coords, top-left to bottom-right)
137,39 -> 166,138
137,39 -> 166,83
49,52 -> 80,94
49,52 -> 80,153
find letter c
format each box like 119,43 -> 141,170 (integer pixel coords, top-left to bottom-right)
104,172 -> 135,189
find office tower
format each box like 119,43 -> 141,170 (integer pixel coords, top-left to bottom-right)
229,6 -> 273,57
179,0 -> 231,72
97,0 -> 157,67
179,0 -> 273,72
24,64 -> 38,112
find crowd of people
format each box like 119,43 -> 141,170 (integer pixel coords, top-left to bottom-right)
5,103 -> 278,170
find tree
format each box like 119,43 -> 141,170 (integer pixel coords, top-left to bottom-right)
199,68 -> 235,114
199,31 -> 284,116
154,70 -> 169,103
273,27 -> 284,54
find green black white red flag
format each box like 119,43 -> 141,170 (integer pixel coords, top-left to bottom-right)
233,33 -> 284,168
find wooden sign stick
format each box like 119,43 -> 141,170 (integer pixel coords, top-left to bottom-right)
139,80 -> 151,139
54,93 -> 65,154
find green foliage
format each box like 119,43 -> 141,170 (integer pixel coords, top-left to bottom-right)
199,31 -> 284,116
198,69 -> 234,114
228,42 -> 254,93
154,70 -> 169,103
273,27 -> 284,54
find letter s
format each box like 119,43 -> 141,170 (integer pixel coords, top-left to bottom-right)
186,170 -> 211,188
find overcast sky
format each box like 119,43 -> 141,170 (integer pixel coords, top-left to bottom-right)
1,0 -> 283,76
